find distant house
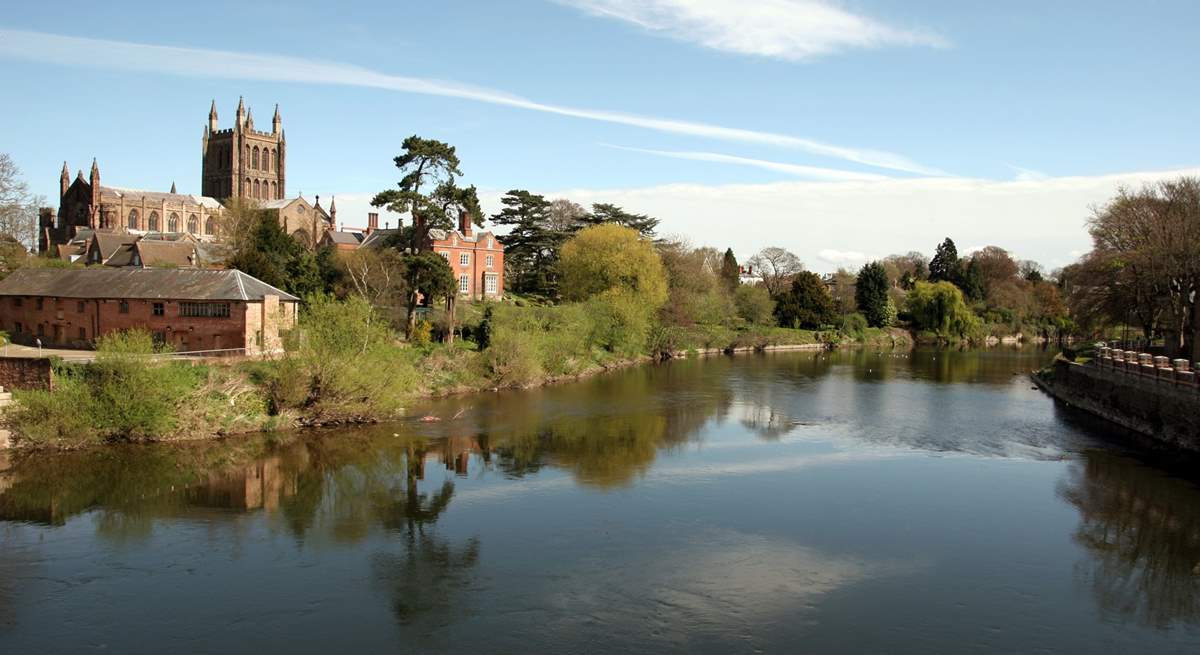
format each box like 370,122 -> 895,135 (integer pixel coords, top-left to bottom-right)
738,265 -> 764,286
258,195 -> 334,250
0,268 -> 298,355
422,212 -> 504,301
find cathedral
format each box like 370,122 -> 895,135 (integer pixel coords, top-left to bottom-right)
39,98 -> 332,256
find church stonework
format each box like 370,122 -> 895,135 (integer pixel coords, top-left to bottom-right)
202,97 -> 286,201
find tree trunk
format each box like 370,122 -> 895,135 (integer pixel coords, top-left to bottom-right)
445,295 -> 457,345
405,291 -> 418,339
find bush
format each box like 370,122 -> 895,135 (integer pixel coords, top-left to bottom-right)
734,285 -> 776,326
906,281 -> 981,338
840,313 -> 868,338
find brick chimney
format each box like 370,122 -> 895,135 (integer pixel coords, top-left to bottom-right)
367,212 -> 378,235
459,210 -> 473,237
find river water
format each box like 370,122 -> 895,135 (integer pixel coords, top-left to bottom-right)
2,347 -> 1199,654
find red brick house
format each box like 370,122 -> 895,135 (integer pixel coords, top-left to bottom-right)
0,268 -> 298,355
422,212 -> 504,301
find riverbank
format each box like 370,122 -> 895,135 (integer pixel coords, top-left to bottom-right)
1033,355 -> 1200,453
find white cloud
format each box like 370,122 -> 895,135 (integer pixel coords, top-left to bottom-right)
0,28 -> 940,175
605,144 -> 890,181
818,249 -> 874,267
555,0 -> 947,61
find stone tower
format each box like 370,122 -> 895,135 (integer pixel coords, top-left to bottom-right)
201,97 -> 286,201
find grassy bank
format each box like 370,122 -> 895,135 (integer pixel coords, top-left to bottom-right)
4,296 -> 912,450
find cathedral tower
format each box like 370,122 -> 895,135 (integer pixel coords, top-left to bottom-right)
201,97 -> 286,201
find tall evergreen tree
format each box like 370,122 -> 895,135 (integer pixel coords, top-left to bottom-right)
959,256 -> 986,302
372,136 -> 477,240
490,189 -> 561,297
928,237 -> 961,284
720,248 -> 740,293
580,203 -> 659,238
855,261 -> 892,327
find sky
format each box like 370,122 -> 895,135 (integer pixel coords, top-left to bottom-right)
1,0 -> 1198,272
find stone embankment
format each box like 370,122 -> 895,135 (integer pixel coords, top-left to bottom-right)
1035,346 -> 1200,452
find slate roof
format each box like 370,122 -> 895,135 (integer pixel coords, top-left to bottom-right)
134,240 -> 198,268
427,228 -> 499,246
90,233 -> 140,261
358,229 -> 401,249
324,231 -> 364,245
99,186 -> 223,210
0,268 -> 299,302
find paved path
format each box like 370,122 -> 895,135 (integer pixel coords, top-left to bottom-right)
0,343 -> 96,361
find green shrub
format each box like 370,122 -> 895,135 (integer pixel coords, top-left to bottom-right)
840,313 -> 868,338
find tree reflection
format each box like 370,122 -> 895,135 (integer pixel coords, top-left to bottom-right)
1058,451 -> 1200,627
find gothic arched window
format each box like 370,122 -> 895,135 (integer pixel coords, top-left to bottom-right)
187,214 -> 198,234
168,213 -> 179,233
245,145 -> 250,165
252,146 -> 259,169
128,209 -> 139,230
148,211 -> 160,232
254,180 -> 261,198
244,180 -> 251,197
262,150 -> 269,173
271,181 -> 277,199
205,217 -> 216,236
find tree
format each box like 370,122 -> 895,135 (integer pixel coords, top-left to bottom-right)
828,268 -> 857,316
372,136 -> 478,238
338,247 -> 408,323
774,271 -> 836,329
748,247 -> 803,296
491,190 -> 558,297
720,248 -> 740,293
558,224 -> 668,307
657,239 -> 733,327
1019,260 -> 1045,282
855,261 -> 892,327
928,237 -> 961,285
0,153 -> 43,250
398,251 -> 455,339
579,203 -> 659,238
547,198 -> 587,233
734,284 -> 776,326
959,256 -> 986,302
971,246 -> 1019,300
907,281 -> 980,338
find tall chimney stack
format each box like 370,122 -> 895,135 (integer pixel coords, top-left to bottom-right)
367,212 -> 379,235
459,210 -> 473,237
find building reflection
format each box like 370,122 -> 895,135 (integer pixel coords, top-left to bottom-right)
1058,450 -> 1200,627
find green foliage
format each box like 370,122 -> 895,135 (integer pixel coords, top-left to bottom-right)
840,312 -> 868,338
371,135 -> 479,231
720,248 -> 740,293
657,239 -> 733,327
735,284 -> 776,326
491,189 -> 564,297
855,261 -> 892,327
774,271 -> 835,329
476,305 -> 494,349
558,224 -> 668,309
225,211 -> 339,299
959,257 -> 986,301
928,237 -> 960,284
906,281 -> 982,338
411,319 -> 433,348
399,251 -> 456,337
578,203 -> 659,238
10,330 -> 201,445
271,295 -> 418,421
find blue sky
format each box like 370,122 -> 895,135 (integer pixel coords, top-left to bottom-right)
2,1 -> 1198,271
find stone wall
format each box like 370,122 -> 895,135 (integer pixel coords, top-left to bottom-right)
0,357 -> 53,391
1045,356 -> 1200,452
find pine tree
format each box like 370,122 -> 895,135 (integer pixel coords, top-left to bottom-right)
855,261 -> 892,327
720,248 -> 740,293
928,237 -> 960,284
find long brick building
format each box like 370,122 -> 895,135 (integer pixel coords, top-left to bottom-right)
0,269 -> 298,355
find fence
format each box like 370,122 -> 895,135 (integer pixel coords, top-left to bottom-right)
1092,344 -> 1198,389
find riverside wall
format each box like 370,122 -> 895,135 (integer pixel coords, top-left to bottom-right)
1039,348 -> 1200,452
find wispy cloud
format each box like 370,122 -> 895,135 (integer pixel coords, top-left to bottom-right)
555,0 -> 948,61
0,28 -> 941,176
818,249 -> 875,266
605,144 -> 891,181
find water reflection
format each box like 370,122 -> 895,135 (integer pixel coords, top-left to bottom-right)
4,347 -> 1200,652
1059,450 -> 1200,628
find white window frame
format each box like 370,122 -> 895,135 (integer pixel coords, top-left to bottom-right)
438,251 -> 449,260
459,274 -> 470,294
485,254 -> 494,269
459,252 -> 470,266
485,274 -> 498,294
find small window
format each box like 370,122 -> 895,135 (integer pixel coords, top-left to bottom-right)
36,298 -> 43,310
439,251 -> 449,260
119,301 -> 129,314
485,254 -> 494,269
13,297 -> 22,308
36,324 -> 44,337
459,253 -> 470,266
153,302 -> 164,316
14,322 -> 22,334
77,301 -> 85,313
180,302 -> 230,318
459,274 -> 469,294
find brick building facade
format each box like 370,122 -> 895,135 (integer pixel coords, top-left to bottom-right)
0,269 -> 297,355
423,212 -> 504,301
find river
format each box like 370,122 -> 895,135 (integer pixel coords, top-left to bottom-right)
2,347 -> 1199,654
